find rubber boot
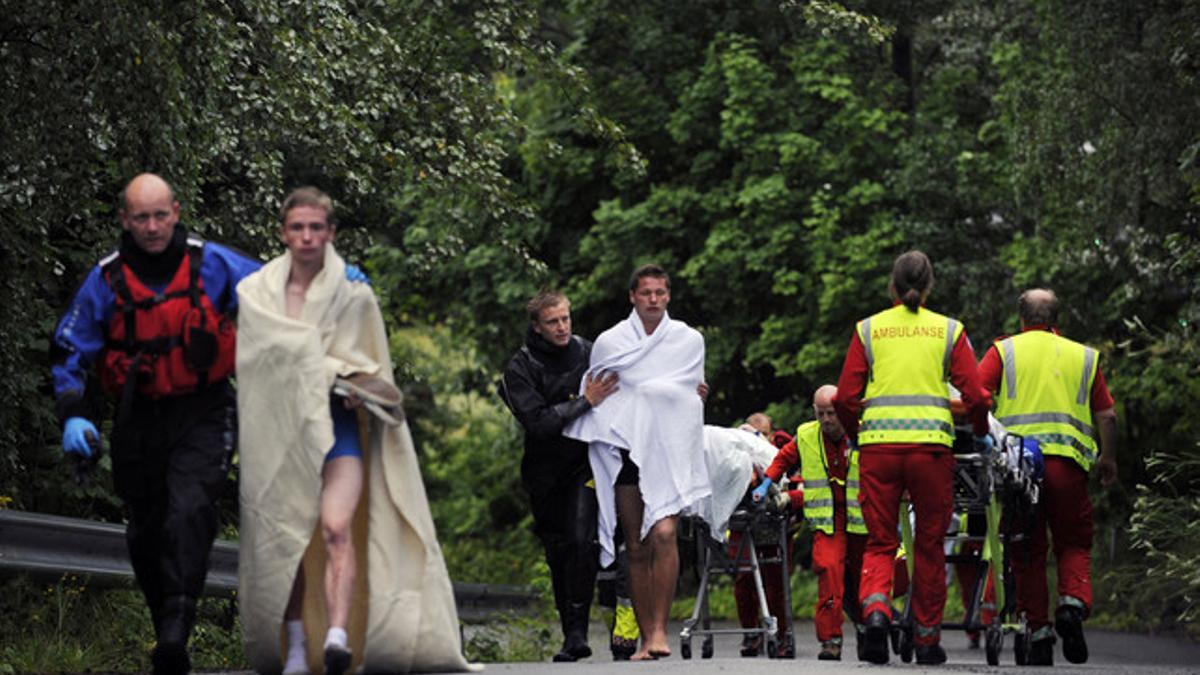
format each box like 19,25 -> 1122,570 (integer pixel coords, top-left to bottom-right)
1055,604 -> 1088,664
1028,635 -> 1055,666
152,595 -> 196,675
861,611 -> 890,665
555,602 -> 592,661
915,642 -> 947,665
610,600 -> 638,660
565,607 -> 593,660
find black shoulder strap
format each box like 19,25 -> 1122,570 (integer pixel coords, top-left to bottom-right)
186,237 -> 205,308
102,254 -> 137,350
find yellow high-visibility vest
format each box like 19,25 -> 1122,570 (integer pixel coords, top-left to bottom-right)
856,305 -> 963,447
993,330 -> 1099,470
795,420 -> 866,534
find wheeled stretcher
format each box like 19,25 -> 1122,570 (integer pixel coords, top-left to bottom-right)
679,496 -> 794,660
891,427 -> 1042,665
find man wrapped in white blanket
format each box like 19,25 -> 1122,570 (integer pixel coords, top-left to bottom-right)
564,264 -> 708,661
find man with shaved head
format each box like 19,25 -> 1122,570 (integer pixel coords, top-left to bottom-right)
51,174 -> 367,674
50,173 -> 263,673
977,288 -> 1118,666
751,385 -> 867,660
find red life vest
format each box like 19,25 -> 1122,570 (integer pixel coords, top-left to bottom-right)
98,239 -> 236,398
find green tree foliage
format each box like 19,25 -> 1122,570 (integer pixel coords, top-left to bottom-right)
1,0 -> 546,512
487,0 -> 1200,630
3,0 -> 1199,641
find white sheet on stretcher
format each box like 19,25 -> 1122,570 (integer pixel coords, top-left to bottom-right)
693,425 -> 781,543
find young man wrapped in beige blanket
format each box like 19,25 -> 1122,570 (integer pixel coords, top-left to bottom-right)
236,187 -> 472,674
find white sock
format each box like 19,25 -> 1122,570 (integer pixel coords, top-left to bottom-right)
324,627 -> 349,651
283,620 -> 308,674
287,620 -> 306,650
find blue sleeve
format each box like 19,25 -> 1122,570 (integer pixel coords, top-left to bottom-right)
200,242 -> 263,313
51,266 -> 115,421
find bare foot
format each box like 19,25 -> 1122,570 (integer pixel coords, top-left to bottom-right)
643,640 -> 671,658
630,650 -> 658,661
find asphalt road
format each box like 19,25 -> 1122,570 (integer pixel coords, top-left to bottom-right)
475,620 -> 1200,675
211,619 -> 1198,674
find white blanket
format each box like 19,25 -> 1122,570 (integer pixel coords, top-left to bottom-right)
236,245 -> 472,673
563,310 -> 709,566
693,426 -> 781,543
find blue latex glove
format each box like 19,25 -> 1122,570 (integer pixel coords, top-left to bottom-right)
973,433 -> 994,454
344,264 -> 370,284
751,477 -> 773,503
63,417 -> 99,457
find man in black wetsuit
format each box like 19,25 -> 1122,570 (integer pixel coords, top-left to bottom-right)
501,289 -> 619,662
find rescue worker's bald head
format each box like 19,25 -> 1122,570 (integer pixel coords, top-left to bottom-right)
121,173 -> 175,210
813,384 -> 837,409
1018,288 -> 1058,327
119,173 -> 180,255
812,384 -> 843,440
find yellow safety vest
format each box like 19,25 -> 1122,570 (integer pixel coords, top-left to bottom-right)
993,330 -> 1099,471
856,305 -> 963,447
796,421 -> 866,534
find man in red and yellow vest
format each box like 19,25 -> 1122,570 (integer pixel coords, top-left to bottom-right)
978,288 -> 1117,666
752,385 -> 866,661
834,250 -> 991,665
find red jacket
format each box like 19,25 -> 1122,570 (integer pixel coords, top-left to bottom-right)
765,430 -> 851,527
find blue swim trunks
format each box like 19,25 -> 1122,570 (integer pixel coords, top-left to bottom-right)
326,397 -> 364,461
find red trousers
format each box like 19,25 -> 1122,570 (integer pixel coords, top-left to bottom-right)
859,449 -> 955,646
730,534 -> 790,639
1011,456 -> 1094,629
812,530 -> 866,642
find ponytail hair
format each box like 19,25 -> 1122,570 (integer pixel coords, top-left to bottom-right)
890,250 -> 934,312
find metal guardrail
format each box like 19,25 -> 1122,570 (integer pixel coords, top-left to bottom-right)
0,509 -> 538,621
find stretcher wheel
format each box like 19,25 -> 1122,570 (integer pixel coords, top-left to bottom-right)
985,625 -> 1002,666
897,628 -> 913,663
766,637 -> 778,659
701,636 -> 713,659
680,638 -> 691,660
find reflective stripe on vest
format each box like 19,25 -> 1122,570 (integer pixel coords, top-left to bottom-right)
856,305 -> 962,447
795,420 -> 866,535
995,332 -> 1099,470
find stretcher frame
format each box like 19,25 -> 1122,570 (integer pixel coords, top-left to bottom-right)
679,501 -> 794,659
891,429 -> 1040,665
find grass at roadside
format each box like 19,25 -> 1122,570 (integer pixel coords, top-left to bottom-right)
0,575 -> 246,674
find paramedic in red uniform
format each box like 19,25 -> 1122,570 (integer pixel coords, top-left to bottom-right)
833,250 -> 991,665
978,288 -> 1117,666
752,384 -> 866,661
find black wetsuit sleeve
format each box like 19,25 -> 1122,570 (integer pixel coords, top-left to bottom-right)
502,354 -> 591,441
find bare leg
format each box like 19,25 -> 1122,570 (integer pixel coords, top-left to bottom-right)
615,485 -> 656,660
644,515 -> 679,656
321,456 -> 363,632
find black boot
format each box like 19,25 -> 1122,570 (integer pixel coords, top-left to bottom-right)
152,595 -> 196,675
554,602 -> 592,661
915,642 -> 946,665
1028,635 -> 1055,666
1055,604 -> 1088,664
861,611 -> 890,665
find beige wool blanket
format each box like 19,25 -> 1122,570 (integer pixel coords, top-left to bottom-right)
236,245 -> 471,673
